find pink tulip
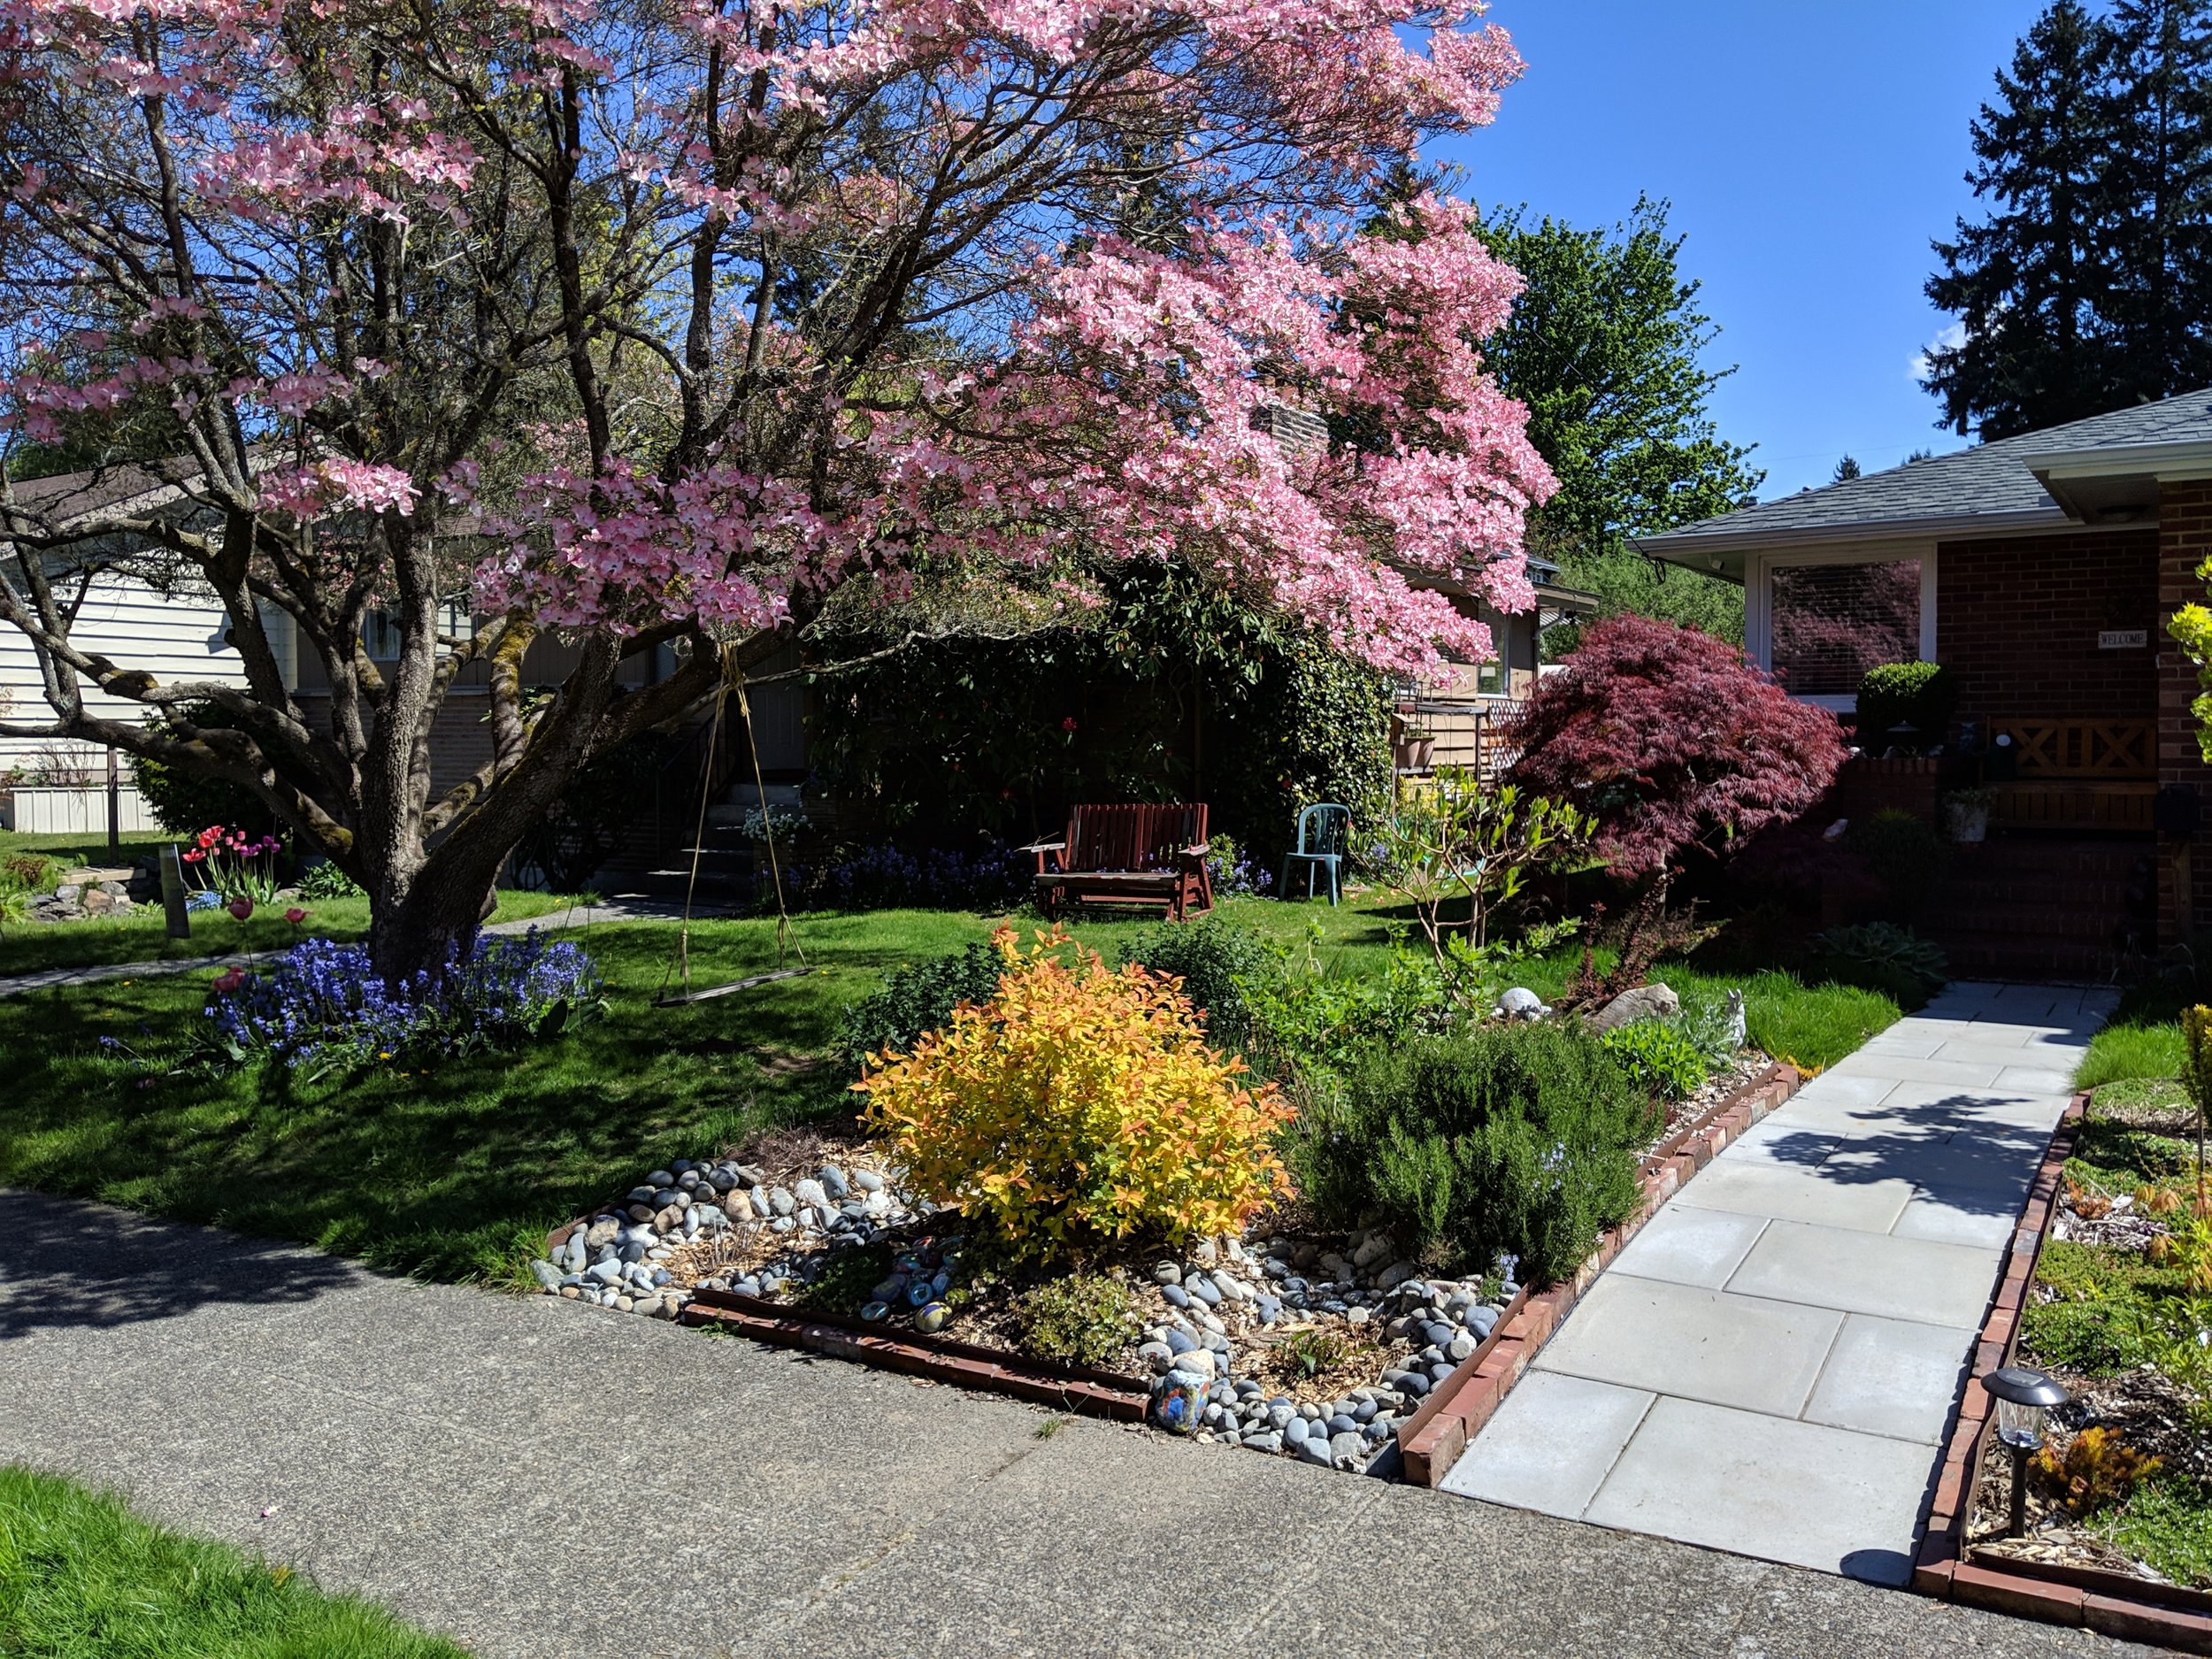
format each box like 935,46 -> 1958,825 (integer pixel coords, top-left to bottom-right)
211,968 -> 246,995
227,896 -> 255,922
284,906 -> 308,926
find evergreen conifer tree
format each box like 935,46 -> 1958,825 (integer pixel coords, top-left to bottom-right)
2098,0 -> 2212,404
1924,0 -> 2212,438
1924,0 -> 2122,438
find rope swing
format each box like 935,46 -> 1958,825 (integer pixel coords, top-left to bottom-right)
654,643 -> 811,1008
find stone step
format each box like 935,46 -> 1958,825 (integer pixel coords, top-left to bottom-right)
1932,929 -> 2130,982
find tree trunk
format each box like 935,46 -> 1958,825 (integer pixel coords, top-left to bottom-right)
365,864 -> 502,984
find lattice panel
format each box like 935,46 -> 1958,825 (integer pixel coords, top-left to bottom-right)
2002,720 -> 2154,779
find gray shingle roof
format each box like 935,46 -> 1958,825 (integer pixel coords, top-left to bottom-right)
1636,387 -> 2212,550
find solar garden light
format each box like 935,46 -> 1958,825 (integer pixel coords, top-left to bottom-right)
1980,1365 -> 2070,1538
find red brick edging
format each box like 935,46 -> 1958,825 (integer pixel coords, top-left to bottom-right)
680,1286 -> 1154,1419
1395,1058 -> 1805,1486
1910,1092 -> 2212,1654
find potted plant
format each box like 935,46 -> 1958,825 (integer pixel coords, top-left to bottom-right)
1392,726 -> 1435,772
1943,787 -> 1994,844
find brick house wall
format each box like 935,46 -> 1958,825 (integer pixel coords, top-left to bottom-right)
1935,527 -> 2159,727
2159,480 -> 2212,942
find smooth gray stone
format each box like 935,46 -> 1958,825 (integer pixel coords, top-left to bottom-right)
528,1260 -> 564,1291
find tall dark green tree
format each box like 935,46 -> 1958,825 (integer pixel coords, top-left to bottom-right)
1924,0 -> 2212,438
2101,0 -> 2212,404
1473,196 -> 1763,642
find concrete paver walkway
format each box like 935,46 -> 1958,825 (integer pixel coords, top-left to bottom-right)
0,1188 -> 2141,1659
1443,981 -> 2112,1586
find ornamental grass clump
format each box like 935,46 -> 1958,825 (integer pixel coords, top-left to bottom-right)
208,930 -> 603,1070
853,929 -> 1293,1260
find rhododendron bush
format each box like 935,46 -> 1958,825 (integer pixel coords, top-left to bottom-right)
0,0 -> 1551,978
1506,617 -> 1847,878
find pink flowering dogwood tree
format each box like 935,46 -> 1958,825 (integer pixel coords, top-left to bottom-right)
0,0 -> 1553,979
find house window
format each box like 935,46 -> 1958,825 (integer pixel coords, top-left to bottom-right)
1769,558 -> 1922,695
1476,659 -> 1506,695
363,602 -> 477,660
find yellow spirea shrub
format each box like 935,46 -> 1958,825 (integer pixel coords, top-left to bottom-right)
853,928 -> 1294,1259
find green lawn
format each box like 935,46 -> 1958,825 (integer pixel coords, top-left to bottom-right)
0,893 -> 1899,1289
0,827 -> 177,875
0,1465 -> 468,1658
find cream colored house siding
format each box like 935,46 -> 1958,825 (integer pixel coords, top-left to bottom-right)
0,572 -> 259,774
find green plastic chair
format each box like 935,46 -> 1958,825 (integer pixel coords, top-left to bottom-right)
1281,803 -> 1351,904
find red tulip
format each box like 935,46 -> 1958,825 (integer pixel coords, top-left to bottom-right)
227,896 -> 255,921
284,906 -> 308,926
211,968 -> 246,995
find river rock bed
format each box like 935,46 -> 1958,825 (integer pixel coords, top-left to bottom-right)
533,1141 -> 1517,1477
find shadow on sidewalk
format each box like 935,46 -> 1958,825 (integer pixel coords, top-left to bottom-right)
0,1189 -> 359,1340
1743,1095 -> 2055,1219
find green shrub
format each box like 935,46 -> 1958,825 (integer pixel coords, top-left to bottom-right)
2024,1297 -> 2151,1376
1846,808 -> 1950,918
837,941 -> 1005,1074
295,861 -> 364,900
1855,660 -> 1957,749
1119,915 -> 1270,1050
1,852 -> 53,893
1238,925 -> 1455,1077
1601,1019 -> 1708,1101
1805,920 -> 1948,1008
1290,1023 -> 1657,1286
128,706 -> 273,834
1016,1271 -> 1137,1368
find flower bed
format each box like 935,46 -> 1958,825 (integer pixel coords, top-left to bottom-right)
533,1058 -> 1801,1485
535,1127 -> 1517,1475
1914,1094 -> 2212,1653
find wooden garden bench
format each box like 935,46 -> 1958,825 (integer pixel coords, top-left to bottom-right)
1024,803 -> 1214,921
1985,718 -> 2156,833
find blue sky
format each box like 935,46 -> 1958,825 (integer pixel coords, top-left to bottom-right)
1432,0 -> 2047,499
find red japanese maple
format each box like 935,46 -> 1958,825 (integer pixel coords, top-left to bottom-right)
1507,617 -> 1847,877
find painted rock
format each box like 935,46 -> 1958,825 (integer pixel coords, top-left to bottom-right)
914,1302 -> 950,1334
907,1281 -> 936,1308
1148,1373 -> 1208,1435
859,1301 -> 889,1322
